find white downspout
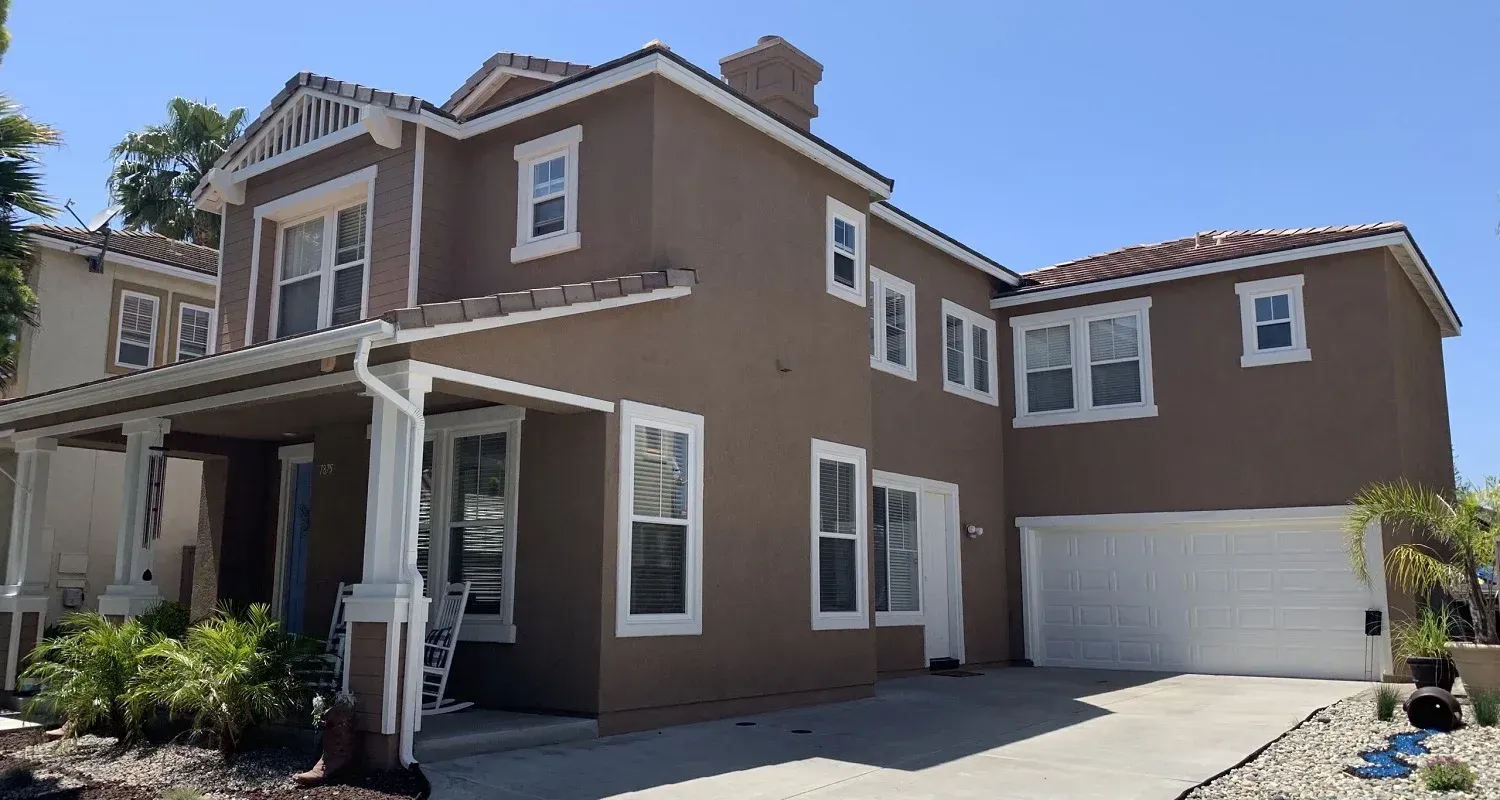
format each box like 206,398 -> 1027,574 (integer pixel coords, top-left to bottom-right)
353,337 -> 427,768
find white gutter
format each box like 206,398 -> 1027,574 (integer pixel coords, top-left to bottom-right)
352,337 -> 427,768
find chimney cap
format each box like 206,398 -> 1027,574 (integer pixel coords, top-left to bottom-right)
719,35 -> 824,71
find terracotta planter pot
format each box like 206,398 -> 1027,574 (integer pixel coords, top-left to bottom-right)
1445,642 -> 1500,694
1407,656 -> 1457,691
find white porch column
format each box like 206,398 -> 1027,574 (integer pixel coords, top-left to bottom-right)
99,418 -> 170,619
0,437 -> 56,690
344,371 -> 431,746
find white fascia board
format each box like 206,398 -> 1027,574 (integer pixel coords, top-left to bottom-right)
993,232 -> 1460,337
1015,505 -> 1351,530
871,204 -> 1016,284
408,361 -> 614,413
30,235 -> 218,288
391,286 -> 691,344
0,319 -> 395,426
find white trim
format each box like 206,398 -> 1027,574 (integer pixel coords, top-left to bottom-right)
271,443 -> 315,621
391,285 -> 691,344
615,400 -> 704,638
424,404 -> 527,431
1010,296 -> 1156,428
451,67 -> 566,118
512,125 -> 582,264
113,290 -> 160,370
810,438 -> 869,631
868,267 -> 916,381
175,302 -> 214,361
28,235 -> 219,287
940,299 -> 999,406
826,197 -> 866,307
406,125 -> 426,308
870,470 -> 965,663
266,190 -> 375,340
1235,274 -> 1311,368
244,218 -> 262,346
409,362 -> 612,413
993,232 -> 1459,338
1016,505 -> 1354,529
870,204 -> 1018,285
211,213 -> 225,354
229,118 -> 369,188
256,165 -> 379,221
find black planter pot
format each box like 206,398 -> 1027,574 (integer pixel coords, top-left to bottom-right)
1407,656 -> 1457,691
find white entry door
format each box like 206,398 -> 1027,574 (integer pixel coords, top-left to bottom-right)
1018,507 -> 1390,680
875,472 -> 964,666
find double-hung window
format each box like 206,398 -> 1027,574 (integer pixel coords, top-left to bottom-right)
826,197 -> 866,306
940,299 -> 998,405
274,201 -> 368,338
617,400 -> 704,637
114,290 -> 158,370
868,267 -> 915,379
512,125 -> 582,263
1011,296 -> 1156,427
811,439 -> 868,630
1235,274 -> 1310,367
176,303 -> 212,361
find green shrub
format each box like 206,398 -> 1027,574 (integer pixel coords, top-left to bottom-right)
1392,606 -> 1453,660
1,765 -> 34,789
162,787 -> 206,800
1421,755 -> 1476,792
138,601 -> 191,640
133,604 -> 324,754
1472,688 -> 1500,727
20,612 -> 155,739
1374,684 -> 1401,721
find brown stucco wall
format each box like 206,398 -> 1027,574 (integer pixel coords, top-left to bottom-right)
1385,252 -> 1454,494
447,410 -> 607,714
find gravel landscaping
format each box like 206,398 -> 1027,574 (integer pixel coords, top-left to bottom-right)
0,727 -> 425,800
1187,687 -> 1500,799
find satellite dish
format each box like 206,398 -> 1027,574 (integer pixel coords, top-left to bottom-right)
86,204 -> 124,233
60,201 -> 125,274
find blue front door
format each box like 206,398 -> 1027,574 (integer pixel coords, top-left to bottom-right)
282,461 -> 314,635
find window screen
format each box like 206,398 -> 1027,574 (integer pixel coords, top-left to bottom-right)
628,423 -> 691,615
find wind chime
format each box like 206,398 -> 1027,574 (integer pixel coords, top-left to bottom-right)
140,445 -> 168,582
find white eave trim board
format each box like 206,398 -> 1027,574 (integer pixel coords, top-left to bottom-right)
407,361 -> 614,413
390,285 -> 692,344
450,67 -> 566,118
870,204 -> 1017,285
992,232 -> 1459,337
29,234 -> 219,287
1015,505 -> 1352,530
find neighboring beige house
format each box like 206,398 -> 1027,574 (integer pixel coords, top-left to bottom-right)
0,227 -> 216,629
0,36 -> 1459,768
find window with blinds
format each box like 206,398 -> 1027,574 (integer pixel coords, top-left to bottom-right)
1011,297 -> 1156,427
176,305 -> 211,361
447,431 -> 509,615
868,267 -> 915,379
275,201 -> 367,338
115,291 -> 157,369
416,439 -> 434,591
811,439 -> 867,630
617,401 -> 703,637
873,486 -> 919,614
941,299 -> 998,405
1024,324 -> 1074,413
1088,315 -> 1142,407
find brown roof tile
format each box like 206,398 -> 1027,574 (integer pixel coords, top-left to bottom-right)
387,270 -> 697,331
28,225 -> 219,276
441,51 -> 593,114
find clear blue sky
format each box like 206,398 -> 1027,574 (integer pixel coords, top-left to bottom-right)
7,1 -> 1497,477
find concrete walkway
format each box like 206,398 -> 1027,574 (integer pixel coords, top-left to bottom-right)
424,668 -> 1364,800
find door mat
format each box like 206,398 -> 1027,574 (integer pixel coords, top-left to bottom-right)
931,669 -> 984,677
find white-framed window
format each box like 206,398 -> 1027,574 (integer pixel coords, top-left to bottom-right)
940,299 -> 998,405
616,400 -> 704,638
1010,296 -> 1157,428
1235,274 -> 1310,367
826,197 -> 866,306
872,480 -> 921,624
811,438 -> 868,630
176,303 -> 212,361
272,201 -> 369,338
114,290 -> 158,369
416,406 -> 525,643
868,267 -> 916,380
511,125 -> 582,264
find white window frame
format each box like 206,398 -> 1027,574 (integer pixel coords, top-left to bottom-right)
810,438 -> 869,631
421,405 -> 526,643
511,125 -> 583,264
940,299 -> 999,406
826,197 -> 866,306
175,302 -> 214,361
1235,274 -> 1311,367
869,267 -> 916,380
616,400 -> 705,638
871,471 -> 923,627
113,289 -> 159,370
1010,296 -> 1157,428
269,202 -> 370,338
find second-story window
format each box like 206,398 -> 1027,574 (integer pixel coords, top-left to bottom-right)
1235,274 -> 1310,367
176,304 -> 212,361
512,125 -> 583,264
941,299 -> 998,405
275,202 -> 368,338
115,290 -> 159,370
868,267 -> 915,380
1010,296 -> 1157,428
825,197 -> 866,306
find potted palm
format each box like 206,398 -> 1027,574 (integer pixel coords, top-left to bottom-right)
1346,479 -> 1499,692
1392,606 -> 1457,690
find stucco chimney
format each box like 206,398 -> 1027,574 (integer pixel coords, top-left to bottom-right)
719,35 -> 823,131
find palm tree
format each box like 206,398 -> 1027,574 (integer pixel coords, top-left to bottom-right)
108,98 -> 245,248
0,95 -> 57,384
1345,479 -> 1499,645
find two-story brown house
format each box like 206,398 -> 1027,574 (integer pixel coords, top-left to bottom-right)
0,37 -> 1459,766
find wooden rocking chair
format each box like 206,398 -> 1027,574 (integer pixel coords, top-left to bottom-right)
422,582 -> 474,716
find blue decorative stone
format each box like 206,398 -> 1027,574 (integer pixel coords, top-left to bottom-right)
1345,731 -> 1435,779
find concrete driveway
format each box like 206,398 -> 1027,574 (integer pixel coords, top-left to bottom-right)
424,668 -> 1363,800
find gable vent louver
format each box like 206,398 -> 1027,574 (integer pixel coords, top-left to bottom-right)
236,92 -> 363,170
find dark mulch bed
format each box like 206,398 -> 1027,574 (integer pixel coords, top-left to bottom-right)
0,726 -> 425,800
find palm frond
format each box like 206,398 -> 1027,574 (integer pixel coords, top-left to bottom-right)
107,97 -> 245,247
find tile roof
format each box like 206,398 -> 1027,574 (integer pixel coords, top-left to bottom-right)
1014,223 -> 1407,292
28,225 -> 219,276
388,269 -> 696,330
441,52 -> 593,114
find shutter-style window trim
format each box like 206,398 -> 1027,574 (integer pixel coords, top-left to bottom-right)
176,304 -> 212,361
115,290 -> 158,369
616,400 -> 704,638
811,438 -> 868,631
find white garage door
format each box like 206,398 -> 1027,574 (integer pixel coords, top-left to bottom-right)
1019,508 -> 1388,680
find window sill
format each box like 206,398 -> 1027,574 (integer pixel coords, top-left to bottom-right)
871,358 -> 916,381
813,612 -> 869,631
457,617 -> 517,643
942,382 -> 1000,407
876,611 -> 924,627
510,231 -> 581,264
1240,348 -> 1311,368
616,615 -> 702,638
1013,403 -> 1158,429
827,280 -> 865,307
